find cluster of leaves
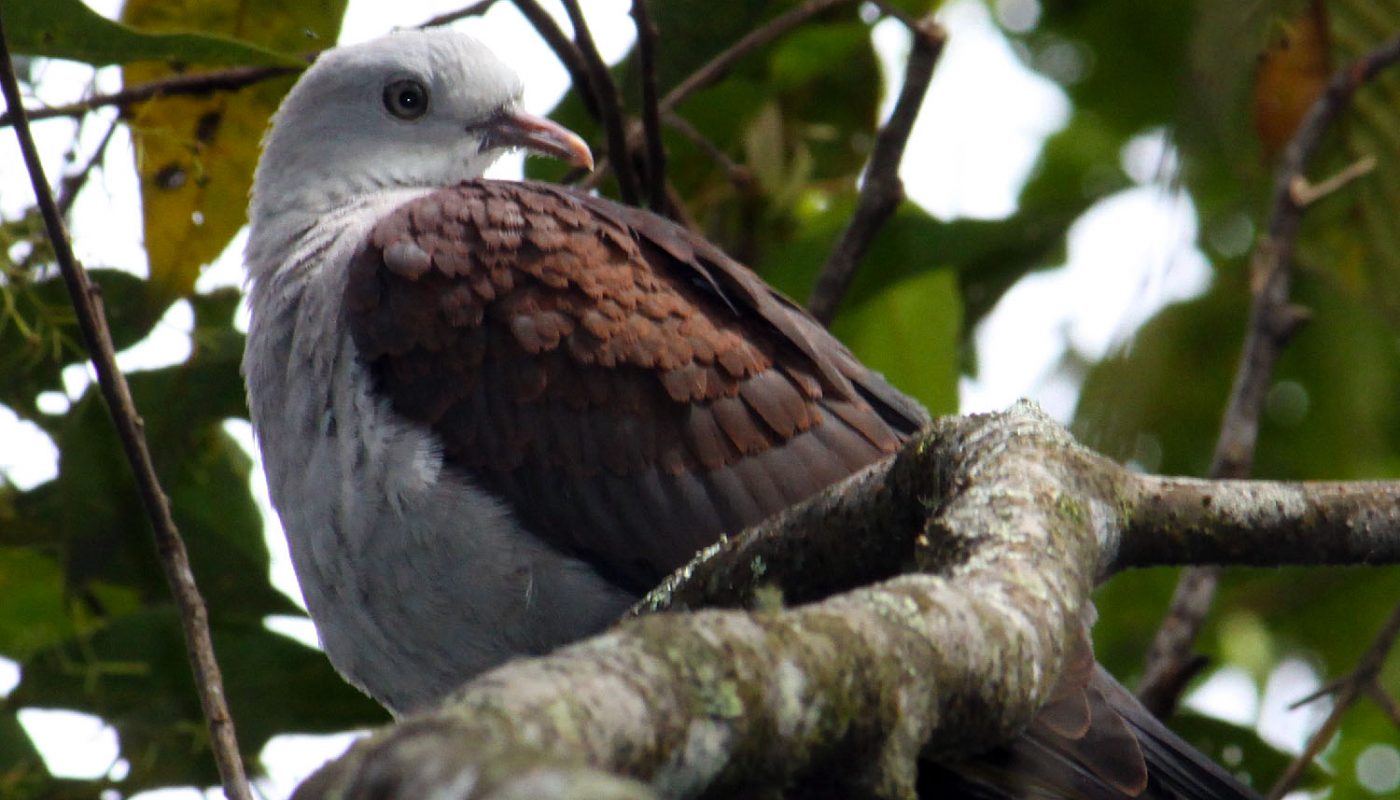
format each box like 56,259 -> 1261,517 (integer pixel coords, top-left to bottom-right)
0,0 -> 1398,797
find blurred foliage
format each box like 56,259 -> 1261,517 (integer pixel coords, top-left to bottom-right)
5,0 -> 303,67
1,0 -> 1398,798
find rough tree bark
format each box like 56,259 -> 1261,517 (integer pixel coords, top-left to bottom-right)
291,402 -> 1400,800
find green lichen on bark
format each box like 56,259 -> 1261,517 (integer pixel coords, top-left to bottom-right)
292,402 -> 1400,799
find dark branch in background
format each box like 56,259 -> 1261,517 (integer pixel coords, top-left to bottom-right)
1267,600 -> 1400,799
509,0 -> 599,117
0,11 -> 253,800
559,0 -> 640,205
1136,30 -> 1400,719
55,118 -> 117,217
415,0 -> 500,28
806,19 -> 943,325
663,110 -> 753,191
629,0 -> 669,215
0,63 -> 300,128
660,0 -> 850,113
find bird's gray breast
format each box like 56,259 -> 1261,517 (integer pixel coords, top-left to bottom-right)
242,193 -> 632,714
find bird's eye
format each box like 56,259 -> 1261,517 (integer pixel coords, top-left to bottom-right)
383,79 -> 430,120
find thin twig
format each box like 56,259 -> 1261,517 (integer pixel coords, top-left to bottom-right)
0,12 -> 253,800
1268,599 -> 1400,799
0,62 -> 301,128
1366,682 -> 1400,728
1290,154 -> 1377,206
630,0 -> 669,214
806,18 -> 945,325
56,118 -> 118,217
415,0 -> 500,28
663,110 -> 753,190
660,0 -> 850,114
510,0 -> 600,120
559,0 -> 639,204
1137,31 -> 1400,720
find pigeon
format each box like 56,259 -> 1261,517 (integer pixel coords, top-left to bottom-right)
242,28 -> 1259,799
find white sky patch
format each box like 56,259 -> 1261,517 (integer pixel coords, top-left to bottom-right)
223,418 -> 305,611
960,144 -> 1210,419
0,657 -> 20,697
258,731 -> 369,799
1257,658 -> 1326,755
17,708 -> 119,779
875,1 -> 1069,221
0,404 -> 58,489
129,788 -> 221,800
115,299 -> 194,373
1185,666 -> 1260,727
263,615 -> 321,651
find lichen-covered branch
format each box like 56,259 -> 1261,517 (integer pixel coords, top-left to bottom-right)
1116,475 -> 1400,570
292,403 -> 1400,799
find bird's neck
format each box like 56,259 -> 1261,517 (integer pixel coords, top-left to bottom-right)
244,184 -> 437,287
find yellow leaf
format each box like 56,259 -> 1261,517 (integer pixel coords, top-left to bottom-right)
1251,5 -> 1331,162
120,0 -> 347,301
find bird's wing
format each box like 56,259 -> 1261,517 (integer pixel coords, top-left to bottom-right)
345,179 -> 927,592
920,630 -> 1262,800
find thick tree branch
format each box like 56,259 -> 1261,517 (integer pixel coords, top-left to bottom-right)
292,403 -> 1400,798
1116,477 -> 1400,569
807,18 -> 944,325
0,11 -> 252,800
1137,31 -> 1400,715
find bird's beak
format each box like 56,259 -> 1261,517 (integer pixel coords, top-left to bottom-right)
479,111 -> 594,171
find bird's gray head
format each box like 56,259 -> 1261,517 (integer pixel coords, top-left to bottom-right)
249,29 -> 591,223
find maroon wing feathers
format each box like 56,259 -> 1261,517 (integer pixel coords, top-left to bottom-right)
346,180 -> 915,590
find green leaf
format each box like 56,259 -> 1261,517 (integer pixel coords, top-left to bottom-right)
0,268 -> 166,419
832,267 -> 960,415
4,0 -> 302,66
0,549 -> 74,662
12,609 -> 383,791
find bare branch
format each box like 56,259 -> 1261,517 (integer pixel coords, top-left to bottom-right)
557,0 -> 640,205
1268,600 -> 1400,799
0,62 -> 301,128
1115,476 -> 1400,570
806,18 -> 944,325
509,0 -> 600,118
660,0 -> 850,113
55,117 -> 117,217
662,110 -> 753,190
1138,31 -> 1400,716
1290,154 -> 1377,206
415,0 -> 501,28
0,11 -> 252,800
630,0 -> 669,214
